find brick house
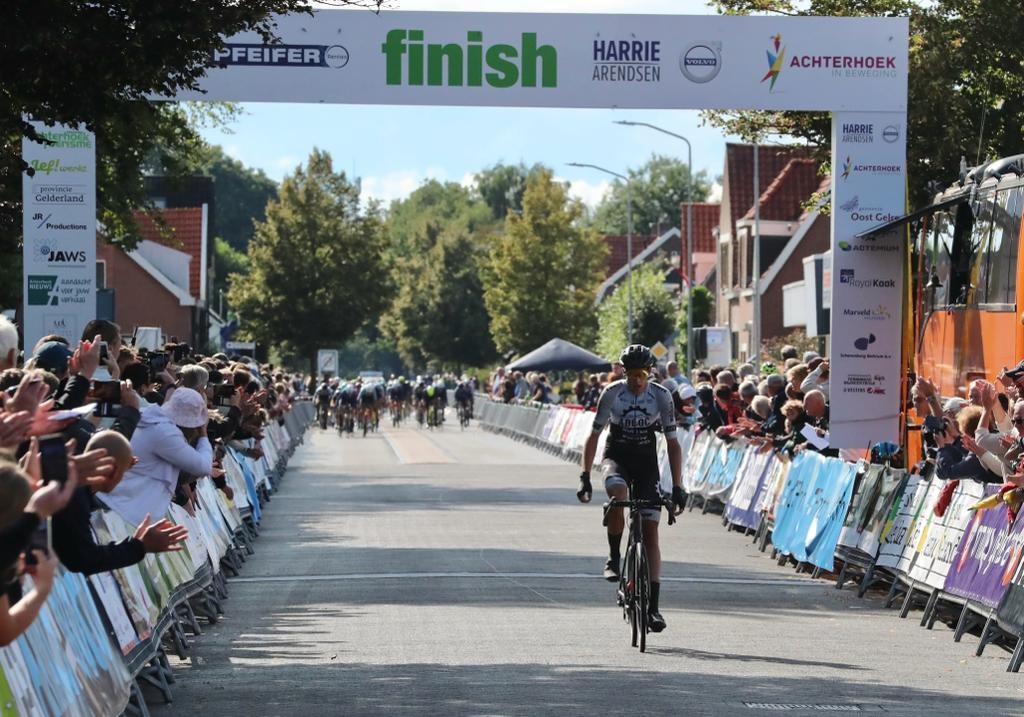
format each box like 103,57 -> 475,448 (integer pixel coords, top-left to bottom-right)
97,205 -> 210,347
715,143 -> 824,360
599,202 -> 720,301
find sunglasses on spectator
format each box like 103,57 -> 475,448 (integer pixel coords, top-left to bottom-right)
1013,417 -> 1024,425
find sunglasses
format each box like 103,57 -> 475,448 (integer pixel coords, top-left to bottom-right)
625,368 -> 650,379
1013,417 -> 1024,425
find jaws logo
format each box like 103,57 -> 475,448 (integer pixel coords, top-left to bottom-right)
383,30 -> 557,88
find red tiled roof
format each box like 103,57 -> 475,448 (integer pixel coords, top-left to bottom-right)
724,143 -> 814,237
132,208 -> 204,300
741,158 -> 821,222
604,235 -> 657,276
678,202 -> 719,253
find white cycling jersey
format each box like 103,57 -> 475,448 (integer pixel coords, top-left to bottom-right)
591,379 -> 677,452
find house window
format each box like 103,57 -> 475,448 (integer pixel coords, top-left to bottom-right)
96,260 -> 107,290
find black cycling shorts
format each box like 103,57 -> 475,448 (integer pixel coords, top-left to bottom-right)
359,394 -> 376,407
600,452 -> 662,521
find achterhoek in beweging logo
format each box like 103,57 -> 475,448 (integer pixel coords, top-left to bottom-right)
761,33 -> 785,92
382,30 -> 557,88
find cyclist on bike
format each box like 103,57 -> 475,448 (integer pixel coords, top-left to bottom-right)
314,380 -> 333,425
357,380 -> 378,428
454,378 -> 474,419
577,344 -> 686,634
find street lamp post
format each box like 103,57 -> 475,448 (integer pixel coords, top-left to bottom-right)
567,162 -> 634,343
613,121 -> 694,377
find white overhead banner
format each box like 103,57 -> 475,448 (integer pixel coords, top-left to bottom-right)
22,122 -> 96,352
829,112 -> 907,447
172,11 -> 908,112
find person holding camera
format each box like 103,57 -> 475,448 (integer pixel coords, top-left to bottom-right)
102,387 -> 213,526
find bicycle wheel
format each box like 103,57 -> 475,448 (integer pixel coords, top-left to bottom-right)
624,543 -> 638,647
636,543 -> 650,652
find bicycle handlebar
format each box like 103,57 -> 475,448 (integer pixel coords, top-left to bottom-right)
603,497 -> 678,526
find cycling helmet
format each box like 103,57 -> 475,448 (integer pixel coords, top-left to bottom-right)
619,344 -> 655,370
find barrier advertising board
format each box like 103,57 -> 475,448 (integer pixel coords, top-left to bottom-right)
943,486 -> 1024,608
21,121 -> 96,352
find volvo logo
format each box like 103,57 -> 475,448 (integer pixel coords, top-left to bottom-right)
680,42 -> 722,83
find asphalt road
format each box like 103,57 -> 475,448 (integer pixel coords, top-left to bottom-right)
164,415 -> 1024,716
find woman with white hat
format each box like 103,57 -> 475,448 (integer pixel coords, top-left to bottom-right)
102,387 -> 213,526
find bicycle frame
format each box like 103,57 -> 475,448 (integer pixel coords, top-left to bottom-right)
603,492 -> 675,652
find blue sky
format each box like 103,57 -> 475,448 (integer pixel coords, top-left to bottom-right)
198,0 -> 740,207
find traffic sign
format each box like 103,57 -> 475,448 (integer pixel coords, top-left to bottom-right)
650,341 -> 668,361
317,349 -> 339,375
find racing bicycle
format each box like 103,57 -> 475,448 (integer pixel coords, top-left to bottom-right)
603,492 -> 675,652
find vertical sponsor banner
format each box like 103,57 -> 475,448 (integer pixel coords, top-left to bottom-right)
829,112 -> 906,447
22,122 -> 96,351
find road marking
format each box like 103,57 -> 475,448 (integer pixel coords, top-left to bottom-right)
381,424 -> 456,464
231,571 -> 824,587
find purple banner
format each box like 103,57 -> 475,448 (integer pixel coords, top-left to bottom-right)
943,485 -> 1024,609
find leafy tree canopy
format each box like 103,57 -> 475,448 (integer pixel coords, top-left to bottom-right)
474,162 -> 548,221
227,149 -> 389,370
483,169 -> 607,356
597,262 -> 677,360
592,154 -> 713,236
192,144 -> 279,252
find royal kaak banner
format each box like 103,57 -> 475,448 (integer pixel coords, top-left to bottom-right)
173,11 -> 909,112
944,486 -> 1024,609
21,121 -> 96,352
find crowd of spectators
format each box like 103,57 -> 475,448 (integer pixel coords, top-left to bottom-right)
0,314 -> 303,646
486,344 -> 835,457
910,363 -> 1024,521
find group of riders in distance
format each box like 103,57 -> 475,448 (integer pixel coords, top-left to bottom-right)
313,374 -> 475,435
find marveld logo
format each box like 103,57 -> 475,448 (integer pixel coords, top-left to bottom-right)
212,44 -> 349,68
383,30 -> 557,88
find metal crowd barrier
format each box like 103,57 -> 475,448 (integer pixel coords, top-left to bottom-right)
479,398 -> 1024,674
0,400 -> 315,716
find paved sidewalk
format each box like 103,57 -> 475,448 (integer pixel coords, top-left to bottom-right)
165,421 -> 1024,716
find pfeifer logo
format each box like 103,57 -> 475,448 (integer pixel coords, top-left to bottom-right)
761,34 -> 785,91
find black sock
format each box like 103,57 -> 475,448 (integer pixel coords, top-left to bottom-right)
650,582 -> 660,613
608,532 -> 622,562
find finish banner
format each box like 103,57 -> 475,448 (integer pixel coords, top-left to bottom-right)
172,11 -> 909,112
829,111 -> 907,447
21,121 -> 96,352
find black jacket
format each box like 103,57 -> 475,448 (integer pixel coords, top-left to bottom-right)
52,488 -> 145,575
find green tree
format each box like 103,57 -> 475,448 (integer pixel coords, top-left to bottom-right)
483,169 -> 607,356
592,154 -> 713,236
474,162 -> 547,220
194,145 -> 278,252
381,180 -> 497,368
677,284 -> 714,358
384,229 -> 497,370
705,0 -> 1024,208
212,237 -> 249,315
596,263 -> 677,360
1,0 -> 376,306
227,149 -> 388,371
